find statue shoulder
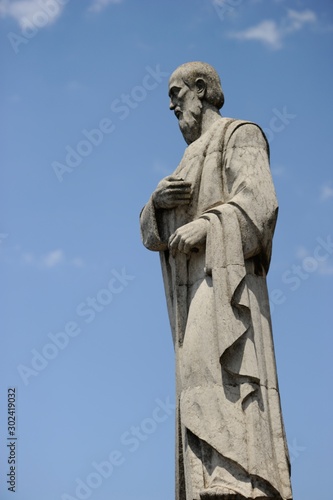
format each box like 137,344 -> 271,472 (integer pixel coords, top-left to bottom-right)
200,118 -> 269,157
222,118 -> 269,152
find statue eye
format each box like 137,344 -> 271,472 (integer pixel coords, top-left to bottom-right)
169,87 -> 181,98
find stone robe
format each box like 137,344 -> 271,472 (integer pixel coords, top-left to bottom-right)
140,117 -> 293,500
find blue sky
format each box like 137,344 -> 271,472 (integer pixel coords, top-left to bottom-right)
0,0 -> 332,499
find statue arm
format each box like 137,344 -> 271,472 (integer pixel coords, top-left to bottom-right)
140,197 -> 168,251
140,176 -> 192,252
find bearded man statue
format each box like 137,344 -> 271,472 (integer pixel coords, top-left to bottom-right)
140,62 -> 293,500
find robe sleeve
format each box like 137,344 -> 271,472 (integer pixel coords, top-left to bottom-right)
140,196 -> 169,251
202,122 -> 278,272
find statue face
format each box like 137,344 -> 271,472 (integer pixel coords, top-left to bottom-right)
168,72 -> 203,145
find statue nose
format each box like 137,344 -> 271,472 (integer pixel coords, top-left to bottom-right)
169,100 -> 176,110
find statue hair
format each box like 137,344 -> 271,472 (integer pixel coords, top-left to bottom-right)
173,61 -> 225,109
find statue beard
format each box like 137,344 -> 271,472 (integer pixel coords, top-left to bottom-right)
178,101 -> 202,145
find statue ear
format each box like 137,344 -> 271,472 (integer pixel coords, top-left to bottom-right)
195,78 -> 206,99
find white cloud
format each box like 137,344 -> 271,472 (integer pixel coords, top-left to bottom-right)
0,0 -> 123,27
230,20 -> 283,49
320,183 -> 333,202
228,9 -> 317,49
42,249 -> 64,268
286,9 -> 317,32
19,248 -> 84,269
88,0 -> 123,14
0,0 -> 66,29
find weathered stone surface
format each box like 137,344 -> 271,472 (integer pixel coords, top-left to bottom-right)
140,62 -> 292,500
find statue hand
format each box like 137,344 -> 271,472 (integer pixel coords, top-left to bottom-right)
169,219 -> 208,257
152,176 -> 192,209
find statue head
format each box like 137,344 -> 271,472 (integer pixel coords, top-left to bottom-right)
168,62 -> 224,144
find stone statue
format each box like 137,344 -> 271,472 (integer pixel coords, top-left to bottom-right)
140,62 -> 293,500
